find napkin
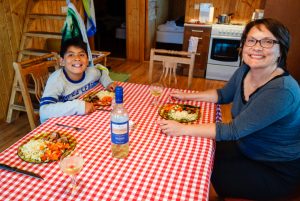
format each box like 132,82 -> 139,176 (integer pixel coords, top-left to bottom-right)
188,36 -> 199,53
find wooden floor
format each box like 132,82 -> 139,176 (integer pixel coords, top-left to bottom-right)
0,57 -> 231,201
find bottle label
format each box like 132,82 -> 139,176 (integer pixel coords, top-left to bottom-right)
111,121 -> 129,144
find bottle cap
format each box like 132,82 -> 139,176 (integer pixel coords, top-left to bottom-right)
115,86 -> 123,104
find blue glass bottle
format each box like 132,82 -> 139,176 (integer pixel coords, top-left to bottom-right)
110,86 -> 129,158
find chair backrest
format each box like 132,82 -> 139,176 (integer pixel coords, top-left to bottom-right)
13,53 -> 59,129
149,48 -> 196,88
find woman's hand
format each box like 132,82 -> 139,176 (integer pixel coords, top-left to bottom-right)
85,102 -> 96,114
107,82 -> 117,92
170,91 -> 188,100
158,119 -> 186,136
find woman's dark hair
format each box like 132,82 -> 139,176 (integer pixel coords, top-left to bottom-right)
240,18 -> 290,68
60,37 -> 88,58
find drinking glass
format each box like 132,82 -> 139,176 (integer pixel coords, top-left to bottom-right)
149,82 -> 163,106
59,150 -> 84,193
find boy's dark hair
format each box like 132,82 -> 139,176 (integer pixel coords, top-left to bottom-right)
60,37 -> 88,57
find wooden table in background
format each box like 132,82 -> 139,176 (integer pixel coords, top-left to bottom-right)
92,51 -> 111,66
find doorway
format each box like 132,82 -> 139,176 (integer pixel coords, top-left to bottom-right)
94,0 -> 126,58
145,0 -> 186,60
154,0 -> 185,51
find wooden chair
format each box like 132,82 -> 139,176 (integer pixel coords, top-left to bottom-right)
11,53 -> 59,130
148,48 -> 196,88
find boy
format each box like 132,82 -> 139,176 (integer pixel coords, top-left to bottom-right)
39,37 -> 116,123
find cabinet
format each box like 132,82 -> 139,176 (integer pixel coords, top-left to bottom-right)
182,24 -> 211,77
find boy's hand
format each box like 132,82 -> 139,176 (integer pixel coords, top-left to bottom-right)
85,102 -> 96,114
107,82 -> 117,92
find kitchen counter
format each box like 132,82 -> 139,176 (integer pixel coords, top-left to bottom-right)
184,23 -> 212,28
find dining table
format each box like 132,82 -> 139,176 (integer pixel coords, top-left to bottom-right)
0,82 -> 221,201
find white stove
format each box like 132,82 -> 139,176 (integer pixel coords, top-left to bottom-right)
206,24 -> 245,81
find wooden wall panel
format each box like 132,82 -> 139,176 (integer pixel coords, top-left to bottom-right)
29,0 -> 83,49
30,0 -> 67,49
0,0 -> 28,121
185,0 -> 264,23
126,0 -> 145,62
264,0 -> 300,82
185,0 -> 197,21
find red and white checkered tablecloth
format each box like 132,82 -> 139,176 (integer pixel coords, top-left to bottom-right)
0,82 -> 218,201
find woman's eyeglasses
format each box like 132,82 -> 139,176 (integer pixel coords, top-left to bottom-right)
244,38 -> 279,48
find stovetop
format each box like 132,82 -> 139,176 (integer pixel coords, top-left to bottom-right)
211,23 -> 245,37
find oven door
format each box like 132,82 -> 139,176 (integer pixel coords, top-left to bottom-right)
207,35 -> 241,66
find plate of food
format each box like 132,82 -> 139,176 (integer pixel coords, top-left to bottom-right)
17,131 -> 76,163
83,90 -> 114,106
158,103 -> 200,123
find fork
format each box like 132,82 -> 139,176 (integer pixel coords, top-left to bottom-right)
55,123 -> 85,132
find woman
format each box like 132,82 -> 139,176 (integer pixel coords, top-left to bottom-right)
158,18 -> 300,200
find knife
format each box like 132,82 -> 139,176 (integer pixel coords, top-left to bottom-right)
0,163 -> 43,180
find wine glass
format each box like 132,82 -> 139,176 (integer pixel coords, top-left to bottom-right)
59,150 -> 84,193
149,82 -> 164,106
